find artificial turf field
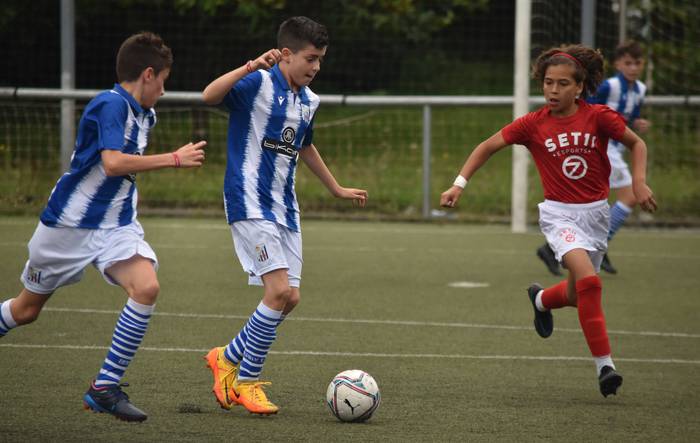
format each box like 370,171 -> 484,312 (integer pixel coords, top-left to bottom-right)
1,216 -> 699,442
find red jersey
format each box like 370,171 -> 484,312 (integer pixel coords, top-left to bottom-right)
501,100 -> 626,203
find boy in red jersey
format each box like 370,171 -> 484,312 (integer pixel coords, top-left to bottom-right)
440,44 -> 657,397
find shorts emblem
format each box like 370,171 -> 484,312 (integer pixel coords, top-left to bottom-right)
560,228 -> 577,243
26,266 -> 43,284
256,244 -> 269,263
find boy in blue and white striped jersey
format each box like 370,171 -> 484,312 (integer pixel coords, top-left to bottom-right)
203,16 -> 367,415
536,41 -> 650,275
589,41 -> 650,274
0,32 -> 206,422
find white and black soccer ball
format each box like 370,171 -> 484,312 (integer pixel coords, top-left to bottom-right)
326,369 -> 381,422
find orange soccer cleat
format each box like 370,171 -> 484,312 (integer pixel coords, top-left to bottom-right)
230,380 -> 279,415
204,346 -> 239,410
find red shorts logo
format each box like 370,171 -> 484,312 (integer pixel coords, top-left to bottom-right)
560,228 -> 576,243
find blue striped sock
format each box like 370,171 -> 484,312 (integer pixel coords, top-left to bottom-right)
94,299 -> 154,387
608,201 -> 632,241
0,299 -> 18,338
224,305 -> 285,366
225,302 -> 282,380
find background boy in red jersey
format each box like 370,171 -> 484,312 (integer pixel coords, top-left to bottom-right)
440,44 -> 657,397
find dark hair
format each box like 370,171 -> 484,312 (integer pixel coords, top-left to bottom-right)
532,44 -> 604,99
116,32 -> 173,82
277,16 -> 329,52
614,40 -> 644,61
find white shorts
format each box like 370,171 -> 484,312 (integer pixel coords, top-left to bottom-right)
608,144 -> 632,189
21,220 -> 158,294
230,219 -> 302,288
538,199 -> 610,273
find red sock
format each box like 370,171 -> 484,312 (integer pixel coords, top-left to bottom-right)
576,275 -> 611,357
541,280 -> 572,309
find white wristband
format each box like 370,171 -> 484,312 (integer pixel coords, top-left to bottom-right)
453,175 -> 468,189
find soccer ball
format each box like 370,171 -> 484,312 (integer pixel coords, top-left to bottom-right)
326,369 -> 381,422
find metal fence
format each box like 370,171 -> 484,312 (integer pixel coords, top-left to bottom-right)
1,0 -> 699,223
1,89 -> 699,223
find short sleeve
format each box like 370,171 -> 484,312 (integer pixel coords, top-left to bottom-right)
223,71 -> 263,112
501,113 -> 534,146
587,80 -> 610,105
597,105 -> 627,140
93,98 -> 128,151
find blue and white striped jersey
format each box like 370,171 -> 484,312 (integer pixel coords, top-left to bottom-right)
41,84 -> 156,229
222,64 -> 320,232
588,72 -> 647,150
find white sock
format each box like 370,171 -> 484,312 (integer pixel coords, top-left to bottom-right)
0,299 -> 18,337
534,290 -> 547,312
594,355 -> 615,375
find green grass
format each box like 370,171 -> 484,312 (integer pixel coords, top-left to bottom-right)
1,217 -> 699,441
1,103 -> 699,221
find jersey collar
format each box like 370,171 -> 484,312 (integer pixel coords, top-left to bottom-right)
271,64 -> 308,100
615,72 -> 640,93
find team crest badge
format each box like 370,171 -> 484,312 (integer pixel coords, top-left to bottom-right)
559,228 -> 577,243
301,104 -> 311,123
26,266 -> 42,284
256,244 -> 269,262
282,127 -> 296,144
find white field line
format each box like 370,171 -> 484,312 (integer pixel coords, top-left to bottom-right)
42,307 -> 700,339
0,343 -> 698,365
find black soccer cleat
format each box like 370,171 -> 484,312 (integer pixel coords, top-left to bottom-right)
83,382 -> 148,422
598,366 -> 623,397
527,284 -> 553,338
600,253 -> 618,274
536,244 -> 562,276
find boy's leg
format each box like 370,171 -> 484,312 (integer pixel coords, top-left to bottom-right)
0,289 -> 51,337
536,242 -> 562,276
609,188 -> 635,241
206,283 -> 299,411
562,249 -> 622,397
224,269 -> 289,415
602,188 -> 635,274
83,255 -> 158,422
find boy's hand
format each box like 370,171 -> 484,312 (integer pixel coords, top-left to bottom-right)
336,187 -> 368,208
174,141 -> 207,168
633,181 -> 657,213
253,49 -> 282,70
440,186 -> 463,208
632,118 -> 651,134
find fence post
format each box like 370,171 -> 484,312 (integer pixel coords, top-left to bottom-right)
512,0 -> 531,233
60,0 -> 75,173
618,0 -> 628,43
422,104 -> 432,219
581,0 -> 596,46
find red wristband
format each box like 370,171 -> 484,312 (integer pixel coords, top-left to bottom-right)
172,152 -> 181,168
246,60 -> 254,73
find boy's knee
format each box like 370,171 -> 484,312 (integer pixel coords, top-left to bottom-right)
130,280 -> 160,305
286,290 -> 300,308
268,285 -> 292,304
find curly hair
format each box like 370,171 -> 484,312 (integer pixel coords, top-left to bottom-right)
532,44 -> 604,99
